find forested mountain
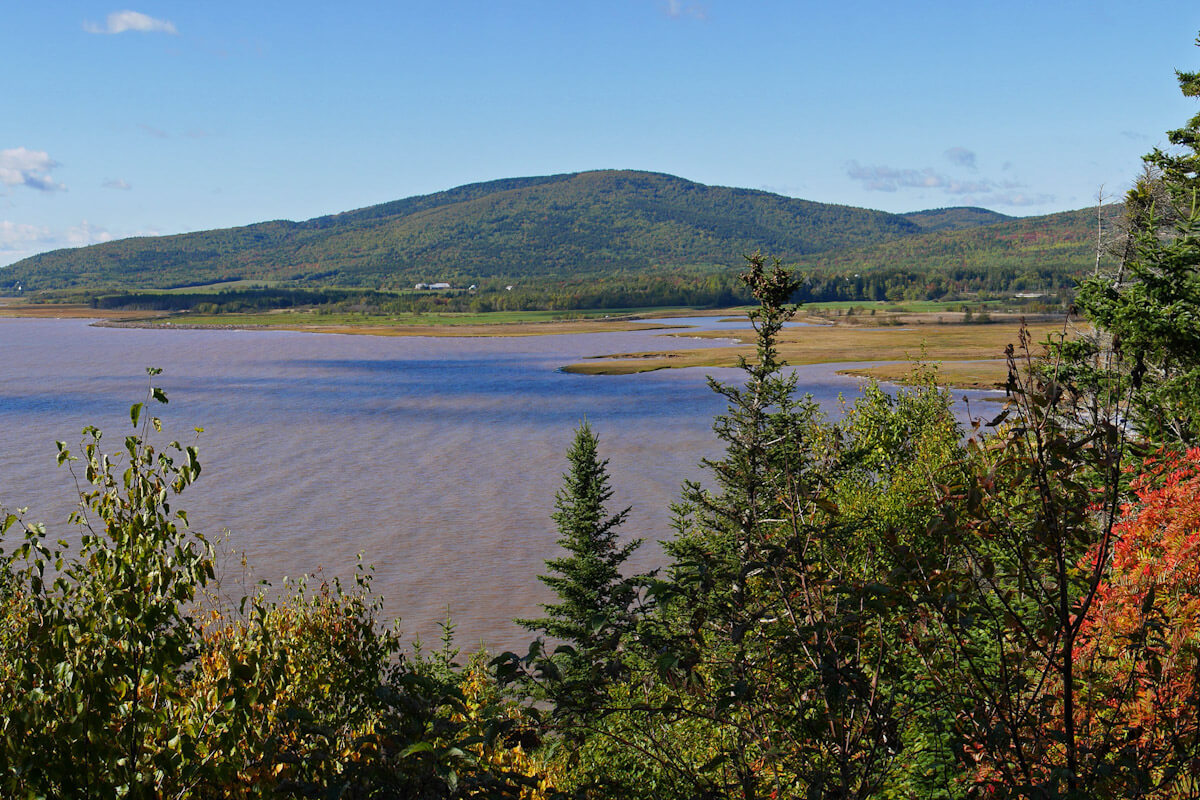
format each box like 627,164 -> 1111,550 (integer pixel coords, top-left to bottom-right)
1,171 -> 925,292
791,205 -> 1112,302
900,206 -> 1014,232
1,170 -> 1104,306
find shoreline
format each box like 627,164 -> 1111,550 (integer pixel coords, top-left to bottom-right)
2,304 -> 1074,391
88,317 -> 691,338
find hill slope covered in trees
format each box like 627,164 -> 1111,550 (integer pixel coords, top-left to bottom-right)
1,170 -> 927,292
792,205 -> 1112,302
1,170 -> 1097,301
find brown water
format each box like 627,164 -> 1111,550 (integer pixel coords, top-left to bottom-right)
0,317 -> 993,651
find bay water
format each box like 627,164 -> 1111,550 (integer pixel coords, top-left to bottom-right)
0,317 -> 992,651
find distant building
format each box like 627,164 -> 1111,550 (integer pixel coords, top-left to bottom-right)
429,282 -> 451,290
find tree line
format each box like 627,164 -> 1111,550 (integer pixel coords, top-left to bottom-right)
86,261 -> 1076,317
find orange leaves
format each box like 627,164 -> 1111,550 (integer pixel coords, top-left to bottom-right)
1082,448 -> 1200,643
1071,448 -> 1200,791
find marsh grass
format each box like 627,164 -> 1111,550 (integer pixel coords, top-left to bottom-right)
564,319 -> 1077,388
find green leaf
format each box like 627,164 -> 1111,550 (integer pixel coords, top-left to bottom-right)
400,741 -> 434,757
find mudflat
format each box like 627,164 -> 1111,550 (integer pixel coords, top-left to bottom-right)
566,314 -> 1081,390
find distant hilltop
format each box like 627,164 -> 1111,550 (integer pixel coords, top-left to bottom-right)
0,169 -> 1104,295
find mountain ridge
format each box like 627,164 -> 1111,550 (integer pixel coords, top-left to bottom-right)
0,170 -> 1090,295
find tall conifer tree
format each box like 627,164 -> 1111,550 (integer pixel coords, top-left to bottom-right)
1072,33 -> 1200,445
518,422 -> 640,708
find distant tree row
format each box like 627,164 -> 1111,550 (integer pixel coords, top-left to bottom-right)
85,260 -> 1081,317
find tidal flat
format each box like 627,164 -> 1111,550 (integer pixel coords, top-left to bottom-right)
567,314 -> 1079,390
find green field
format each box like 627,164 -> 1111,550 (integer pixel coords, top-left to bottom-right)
148,279 -> 284,294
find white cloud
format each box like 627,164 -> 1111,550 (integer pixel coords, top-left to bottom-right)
83,10 -> 177,35
971,191 -> 1056,207
66,221 -> 114,247
102,178 -> 132,190
0,147 -> 66,192
0,220 -> 114,267
0,221 -> 55,266
846,162 -> 949,192
758,183 -> 809,197
0,221 -> 52,251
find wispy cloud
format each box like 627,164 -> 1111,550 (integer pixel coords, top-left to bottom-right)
0,221 -> 51,251
0,148 -> 66,192
979,191 -> 1056,207
66,221 -> 114,246
846,162 -> 991,193
0,219 -> 114,267
845,159 -> 1054,209
663,0 -> 707,20
84,10 -> 178,35
944,146 -> 977,169
0,220 -> 55,268
758,183 -> 809,197
102,178 -> 132,190
138,123 -> 170,139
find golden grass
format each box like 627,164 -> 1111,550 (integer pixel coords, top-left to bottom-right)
110,318 -> 687,338
0,302 -> 162,320
564,318 -> 1079,389
837,361 -> 1009,391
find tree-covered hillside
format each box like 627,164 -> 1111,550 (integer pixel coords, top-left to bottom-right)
0,171 -> 926,292
900,206 -> 1014,232
789,205 -> 1111,302
1,171 -> 1107,309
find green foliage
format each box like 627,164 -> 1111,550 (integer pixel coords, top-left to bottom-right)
0,370 -> 212,798
901,206 -> 1014,233
832,368 -> 962,557
503,256 -> 972,799
896,326 -> 1133,799
0,373 -> 557,799
1068,35 -> 1200,446
516,422 -> 643,715
795,205 -> 1108,303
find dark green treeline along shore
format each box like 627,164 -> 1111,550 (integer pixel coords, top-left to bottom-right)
2,168 -> 1105,316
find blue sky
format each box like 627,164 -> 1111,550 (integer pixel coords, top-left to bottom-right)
2,1 -> 1199,267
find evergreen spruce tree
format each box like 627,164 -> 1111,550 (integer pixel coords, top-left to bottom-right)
665,252 -> 815,637
1071,33 -> 1200,445
517,422 -> 641,711
653,254 -> 910,798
